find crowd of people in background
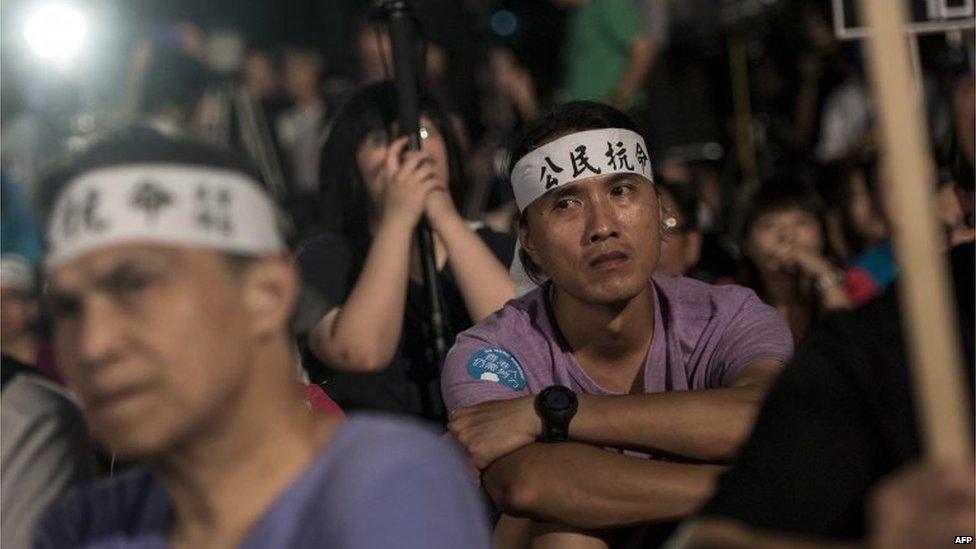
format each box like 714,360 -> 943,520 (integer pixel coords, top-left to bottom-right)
0,0 -> 973,547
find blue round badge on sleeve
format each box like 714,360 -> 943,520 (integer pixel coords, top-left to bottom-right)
467,348 -> 527,391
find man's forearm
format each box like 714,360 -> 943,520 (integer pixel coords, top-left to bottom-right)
482,442 -> 723,530
434,214 -> 515,322
570,361 -> 780,461
571,388 -> 758,462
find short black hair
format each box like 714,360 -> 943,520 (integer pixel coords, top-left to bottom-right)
508,101 -> 639,176
509,101 -> 641,284
36,125 -> 289,245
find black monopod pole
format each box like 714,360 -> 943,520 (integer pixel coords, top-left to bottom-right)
375,0 -> 449,374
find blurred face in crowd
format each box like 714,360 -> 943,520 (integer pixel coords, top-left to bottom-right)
656,188 -> 702,277
746,206 -> 825,274
356,115 -> 450,215
520,174 -> 661,306
244,51 -> 277,100
283,50 -> 322,102
48,244 -> 259,459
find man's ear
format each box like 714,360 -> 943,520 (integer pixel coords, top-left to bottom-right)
516,215 -> 542,266
241,256 -> 299,340
659,201 -> 676,242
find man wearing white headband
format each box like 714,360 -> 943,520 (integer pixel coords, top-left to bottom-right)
442,102 -> 793,547
34,127 -> 490,548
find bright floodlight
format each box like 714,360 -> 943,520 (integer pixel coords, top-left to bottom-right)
23,4 -> 87,64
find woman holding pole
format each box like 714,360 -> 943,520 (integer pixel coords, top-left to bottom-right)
293,81 -> 515,424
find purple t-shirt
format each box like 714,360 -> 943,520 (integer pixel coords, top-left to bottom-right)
34,415 -> 491,549
442,276 -> 793,411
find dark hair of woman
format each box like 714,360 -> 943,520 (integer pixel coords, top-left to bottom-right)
318,80 -> 467,249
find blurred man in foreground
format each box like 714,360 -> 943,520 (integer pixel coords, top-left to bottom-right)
34,127 -> 490,548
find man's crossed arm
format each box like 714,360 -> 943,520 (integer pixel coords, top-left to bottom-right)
482,441 -> 724,529
447,359 -> 782,526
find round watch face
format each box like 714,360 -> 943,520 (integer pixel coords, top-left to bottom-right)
545,390 -> 573,411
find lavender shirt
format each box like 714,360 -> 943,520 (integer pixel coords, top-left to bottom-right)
34,415 -> 491,549
442,276 -> 793,411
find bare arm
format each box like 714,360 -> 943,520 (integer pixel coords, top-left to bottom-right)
569,360 -> 782,461
308,214 -> 416,372
482,442 -> 724,529
611,38 -> 656,110
449,360 -> 781,467
308,138 -> 441,372
427,201 -> 515,322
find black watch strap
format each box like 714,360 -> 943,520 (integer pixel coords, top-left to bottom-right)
535,385 -> 578,442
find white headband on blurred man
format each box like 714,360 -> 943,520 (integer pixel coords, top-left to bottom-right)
45,164 -> 285,270
510,128 -> 654,212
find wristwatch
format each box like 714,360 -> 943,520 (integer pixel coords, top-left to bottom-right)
534,385 -> 578,442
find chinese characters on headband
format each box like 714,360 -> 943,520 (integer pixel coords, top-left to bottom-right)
195,184 -> 234,236
45,167 -> 284,270
536,139 -> 649,189
57,181 -> 237,242
59,188 -> 108,238
541,156 -> 564,190
130,180 -> 174,223
605,141 -> 633,171
634,142 -> 648,170
570,145 -> 602,177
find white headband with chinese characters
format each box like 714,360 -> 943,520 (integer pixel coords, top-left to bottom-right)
508,128 -> 654,295
510,128 -> 653,212
45,164 -> 286,270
